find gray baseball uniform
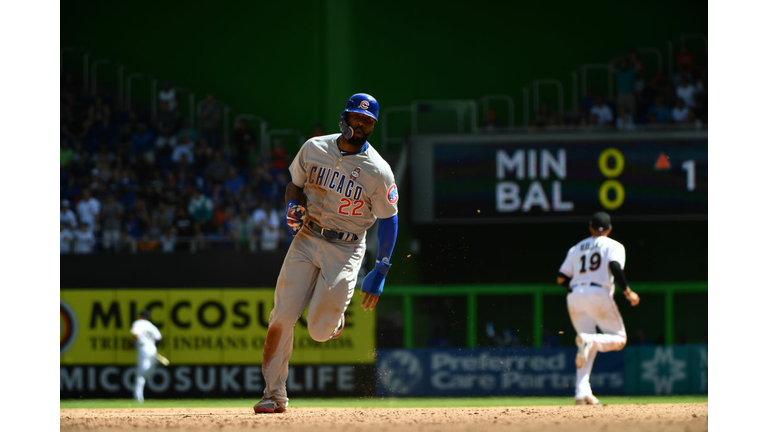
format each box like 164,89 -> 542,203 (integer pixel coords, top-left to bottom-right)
261,133 -> 398,407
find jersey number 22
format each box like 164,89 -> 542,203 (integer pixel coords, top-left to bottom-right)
338,198 -> 364,216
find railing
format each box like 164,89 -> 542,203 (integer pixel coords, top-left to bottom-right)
234,114 -> 269,151
479,94 -> 514,128
531,79 -> 564,114
637,47 -> 664,76
410,99 -> 479,135
172,86 -> 196,125
60,46 -> 89,93
90,59 -> 124,103
580,63 -> 613,100
125,73 -> 155,112
264,129 -> 306,156
386,282 -> 707,349
380,105 -> 413,153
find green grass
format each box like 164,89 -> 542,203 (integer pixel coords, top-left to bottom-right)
61,395 -> 707,409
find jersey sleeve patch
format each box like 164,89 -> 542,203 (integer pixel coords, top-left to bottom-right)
387,184 -> 399,204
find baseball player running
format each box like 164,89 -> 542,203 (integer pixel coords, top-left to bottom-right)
556,212 -> 640,405
130,309 -> 162,403
254,93 -> 399,414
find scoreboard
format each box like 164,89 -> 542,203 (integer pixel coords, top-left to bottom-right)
409,131 -> 707,224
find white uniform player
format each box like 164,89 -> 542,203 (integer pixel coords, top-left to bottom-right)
557,212 -> 640,405
254,93 -> 399,414
130,309 -> 162,403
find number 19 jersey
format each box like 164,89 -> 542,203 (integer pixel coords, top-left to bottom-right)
559,236 -> 626,296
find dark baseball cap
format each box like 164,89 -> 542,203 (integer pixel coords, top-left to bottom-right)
139,309 -> 151,319
590,212 -> 612,231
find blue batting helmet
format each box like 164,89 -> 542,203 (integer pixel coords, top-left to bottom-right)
339,93 -> 379,140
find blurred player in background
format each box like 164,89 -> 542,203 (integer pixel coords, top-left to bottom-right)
253,93 -> 399,414
131,309 -> 162,403
557,212 -> 640,405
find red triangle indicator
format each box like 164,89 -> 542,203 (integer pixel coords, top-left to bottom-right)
655,153 -> 671,170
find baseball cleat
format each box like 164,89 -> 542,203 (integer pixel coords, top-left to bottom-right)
575,334 -> 591,369
575,395 -> 600,405
253,398 -> 286,414
330,314 -> 345,339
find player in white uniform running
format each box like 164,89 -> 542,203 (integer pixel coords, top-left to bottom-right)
557,212 -> 640,405
130,309 -> 162,403
254,93 -> 399,414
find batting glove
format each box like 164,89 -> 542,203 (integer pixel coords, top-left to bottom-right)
285,201 -> 307,236
361,259 -> 391,297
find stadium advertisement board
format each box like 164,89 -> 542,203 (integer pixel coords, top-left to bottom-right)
60,289 -> 375,365
60,288 -> 376,398
376,346 -> 707,397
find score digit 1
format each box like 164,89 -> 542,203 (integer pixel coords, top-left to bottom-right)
682,160 -> 695,191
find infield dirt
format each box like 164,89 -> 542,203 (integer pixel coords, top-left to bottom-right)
60,403 -> 707,432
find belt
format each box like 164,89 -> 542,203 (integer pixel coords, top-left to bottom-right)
571,282 -> 604,289
307,220 -> 359,242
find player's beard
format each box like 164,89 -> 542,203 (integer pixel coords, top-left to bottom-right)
346,128 -> 371,148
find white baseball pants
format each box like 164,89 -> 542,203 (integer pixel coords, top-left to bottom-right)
134,347 -> 158,402
261,228 -> 365,407
566,286 -> 627,399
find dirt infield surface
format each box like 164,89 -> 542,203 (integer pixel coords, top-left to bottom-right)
61,403 -> 707,432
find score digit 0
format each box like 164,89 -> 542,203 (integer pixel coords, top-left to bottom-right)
598,148 -> 625,210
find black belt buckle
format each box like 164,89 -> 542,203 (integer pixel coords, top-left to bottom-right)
590,282 -> 602,288
319,227 -> 338,240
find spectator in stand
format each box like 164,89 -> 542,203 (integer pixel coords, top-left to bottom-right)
82,96 -> 111,140
160,227 -> 177,253
231,209 -> 259,252
581,86 -> 596,112
648,97 -> 672,124
610,54 -> 641,117
676,76 -> 696,109
252,199 -> 281,252
158,81 -> 177,113
224,167 -> 245,196
205,150 -> 232,185
61,140 -> 75,169
199,94 -> 221,148
270,139 -> 289,171
188,189 -> 214,229
173,207 -> 194,249
155,101 -> 179,150
61,223 -> 75,254
73,223 -> 96,254
308,123 -> 325,139
76,189 -> 100,234
533,102 -> 551,129
124,210 -> 143,241
615,107 -> 635,131
172,132 -> 195,164
60,200 -> 78,228
193,138 -> 214,177
482,109 -> 499,132
176,118 -> 198,144
251,160 -> 279,204
101,193 -> 124,252
671,97 -> 691,124
677,42 -> 696,75
131,123 -> 155,165
233,118 -> 257,169
589,96 -> 613,126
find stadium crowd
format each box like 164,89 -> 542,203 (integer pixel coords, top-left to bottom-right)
60,74 -> 301,254
60,45 -> 706,254
483,45 -> 708,132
